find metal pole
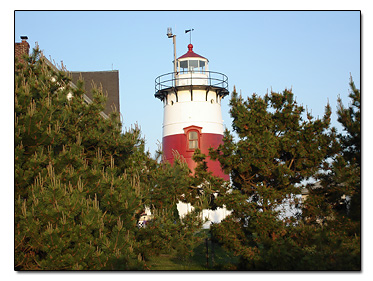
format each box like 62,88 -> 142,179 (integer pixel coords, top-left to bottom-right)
211,229 -> 215,268
205,238 -> 209,268
173,35 -> 177,85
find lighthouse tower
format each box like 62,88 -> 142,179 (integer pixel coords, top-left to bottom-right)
155,41 -> 229,181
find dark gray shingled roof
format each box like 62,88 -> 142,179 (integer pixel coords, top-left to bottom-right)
70,71 -> 120,116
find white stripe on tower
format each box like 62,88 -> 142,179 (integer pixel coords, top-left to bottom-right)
163,89 -> 224,137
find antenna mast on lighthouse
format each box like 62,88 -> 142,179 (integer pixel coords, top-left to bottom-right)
167,27 -> 177,80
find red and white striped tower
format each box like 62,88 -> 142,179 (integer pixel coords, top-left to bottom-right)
155,42 -> 229,180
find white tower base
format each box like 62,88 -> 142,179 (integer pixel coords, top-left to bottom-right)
176,201 -> 232,229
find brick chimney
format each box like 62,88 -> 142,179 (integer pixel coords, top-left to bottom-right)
15,36 -> 30,64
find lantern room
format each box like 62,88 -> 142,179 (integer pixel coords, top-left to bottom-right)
175,44 -> 209,87
178,57 -> 207,73
155,44 -> 228,100
177,44 -> 208,72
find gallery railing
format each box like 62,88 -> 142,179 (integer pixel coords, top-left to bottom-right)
155,71 -> 228,94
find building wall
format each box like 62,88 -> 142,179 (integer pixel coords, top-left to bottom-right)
163,132 -> 228,180
163,88 -> 224,136
162,88 -> 229,180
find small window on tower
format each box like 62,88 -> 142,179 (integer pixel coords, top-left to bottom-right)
179,60 -> 188,73
188,131 -> 199,149
199,61 -> 205,73
189,60 -> 198,72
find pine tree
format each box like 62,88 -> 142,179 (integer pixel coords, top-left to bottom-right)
336,77 -> 361,221
209,88 -> 334,270
135,154 -> 205,264
15,47 -> 149,270
300,78 -> 361,270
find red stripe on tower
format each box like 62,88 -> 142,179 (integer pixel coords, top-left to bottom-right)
163,128 -> 229,180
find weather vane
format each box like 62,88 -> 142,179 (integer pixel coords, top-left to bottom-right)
185,28 -> 194,44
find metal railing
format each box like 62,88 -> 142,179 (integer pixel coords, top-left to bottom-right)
155,71 -> 228,94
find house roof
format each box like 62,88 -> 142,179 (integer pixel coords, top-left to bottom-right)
70,71 -> 120,116
177,44 -> 207,60
15,36 -> 117,119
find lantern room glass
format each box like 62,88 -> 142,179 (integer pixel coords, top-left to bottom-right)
178,60 -> 207,74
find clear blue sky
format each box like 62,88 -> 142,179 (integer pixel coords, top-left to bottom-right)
15,11 -> 360,156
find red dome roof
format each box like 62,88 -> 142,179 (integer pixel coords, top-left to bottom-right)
177,44 -> 207,60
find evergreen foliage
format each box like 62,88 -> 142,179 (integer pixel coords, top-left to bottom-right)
135,154 -> 205,264
14,48 -> 205,270
209,86 -> 360,270
14,47 -> 360,271
302,77 -> 361,270
308,77 -> 361,222
15,48 -> 150,270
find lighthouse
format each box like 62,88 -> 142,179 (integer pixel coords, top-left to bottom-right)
155,32 -> 229,181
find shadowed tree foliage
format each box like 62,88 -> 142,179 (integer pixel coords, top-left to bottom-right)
15,47 -> 207,270
135,153 -> 208,265
15,46 -> 360,270
301,77 -> 361,270
15,48 -> 151,270
209,87 -> 346,270
308,77 -> 361,222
